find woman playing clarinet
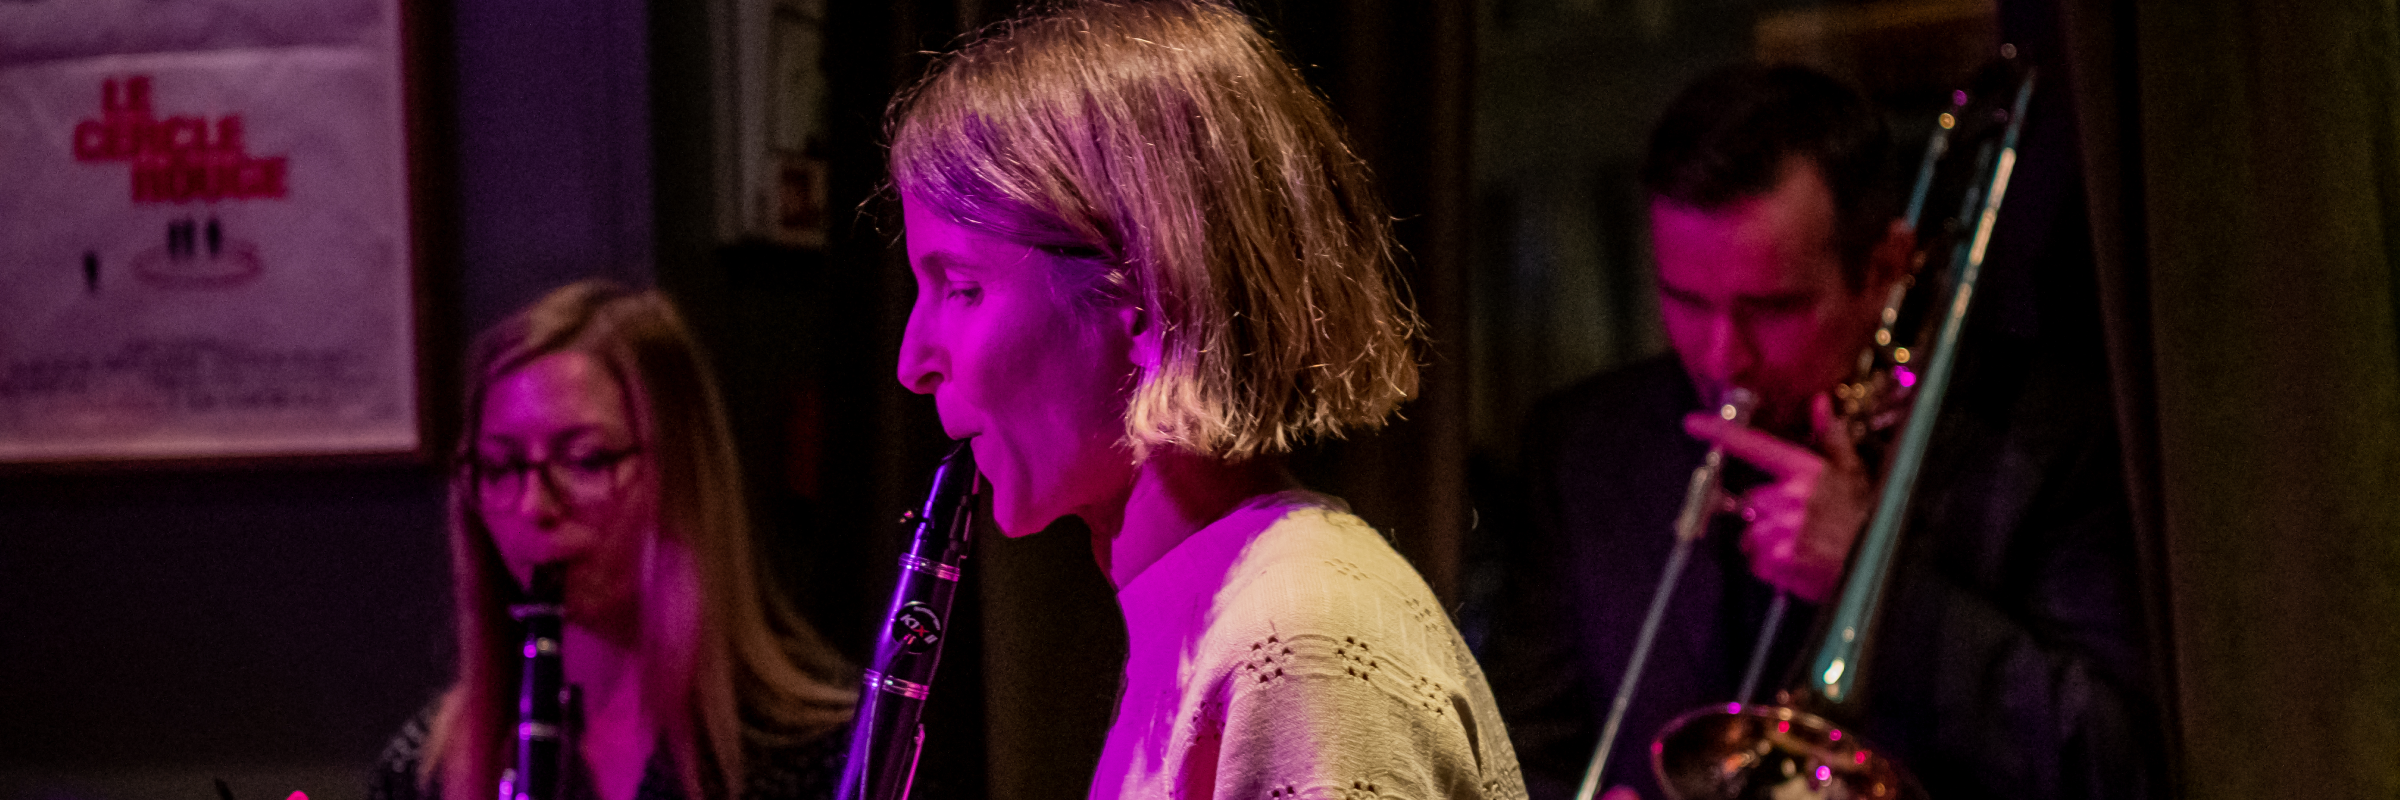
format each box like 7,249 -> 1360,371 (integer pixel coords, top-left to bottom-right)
888,2 -> 1526,797
371,281 -> 856,800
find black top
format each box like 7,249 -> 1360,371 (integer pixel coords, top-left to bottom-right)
1481,346 -> 2161,800
367,706 -> 849,800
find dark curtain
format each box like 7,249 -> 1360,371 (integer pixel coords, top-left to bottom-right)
2062,0 -> 2400,796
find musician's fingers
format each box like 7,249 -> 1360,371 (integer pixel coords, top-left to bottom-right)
1737,505 -> 1764,558
1738,492 -> 1791,556
1746,531 -> 1797,591
1811,392 -> 1864,473
1683,412 -> 1822,479
1749,537 -> 1822,600
1740,490 -> 1821,595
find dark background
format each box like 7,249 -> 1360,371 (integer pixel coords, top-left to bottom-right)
2,1 -> 1470,797
5,0 -> 2396,799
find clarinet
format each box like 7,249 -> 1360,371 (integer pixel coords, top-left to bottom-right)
838,442 -> 982,800
501,563 -> 570,800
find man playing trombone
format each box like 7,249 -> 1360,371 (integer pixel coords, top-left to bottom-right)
1482,64 -> 2161,800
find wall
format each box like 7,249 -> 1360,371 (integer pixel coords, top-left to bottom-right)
0,0 -> 655,797
0,3 -> 1489,799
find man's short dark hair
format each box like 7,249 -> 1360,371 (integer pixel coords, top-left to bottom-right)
1640,64 -> 1898,288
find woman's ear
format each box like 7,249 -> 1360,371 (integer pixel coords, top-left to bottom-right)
1119,303 -> 1162,370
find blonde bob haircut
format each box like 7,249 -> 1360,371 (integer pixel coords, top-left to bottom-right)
889,0 -> 1424,461
424,280 -> 855,799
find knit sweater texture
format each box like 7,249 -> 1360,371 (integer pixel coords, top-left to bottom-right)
1092,491 -> 1527,800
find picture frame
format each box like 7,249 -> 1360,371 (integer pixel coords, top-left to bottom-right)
0,0 -> 429,467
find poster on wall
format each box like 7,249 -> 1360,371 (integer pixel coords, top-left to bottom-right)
0,0 -> 421,464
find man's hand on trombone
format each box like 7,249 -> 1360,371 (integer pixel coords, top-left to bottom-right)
1682,392 -> 1874,603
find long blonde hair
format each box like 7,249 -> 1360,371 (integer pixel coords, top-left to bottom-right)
889,0 -> 1425,461
424,280 -> 855,798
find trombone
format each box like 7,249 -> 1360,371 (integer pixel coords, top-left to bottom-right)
1576,54 -> 2038,800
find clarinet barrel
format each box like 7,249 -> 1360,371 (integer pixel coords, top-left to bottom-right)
838,442 -> 982,800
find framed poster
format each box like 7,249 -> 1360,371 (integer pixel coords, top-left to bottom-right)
0,0 -> 424,465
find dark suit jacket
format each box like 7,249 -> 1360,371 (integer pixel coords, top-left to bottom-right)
1482,345 -> 2159,800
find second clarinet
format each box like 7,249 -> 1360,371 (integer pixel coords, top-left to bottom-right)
502,563 -> 571,800
837,442 -> 982,800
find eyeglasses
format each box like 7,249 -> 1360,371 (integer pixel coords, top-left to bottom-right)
472,446 -> 645,507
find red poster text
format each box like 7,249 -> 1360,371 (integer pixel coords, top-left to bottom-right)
73,76 -> 290,203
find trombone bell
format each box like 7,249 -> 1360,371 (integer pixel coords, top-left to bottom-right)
1652,703 -> 1923,800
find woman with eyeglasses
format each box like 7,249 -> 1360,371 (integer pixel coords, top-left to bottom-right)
370,280 -> 855,800
889,2 -> 1526,797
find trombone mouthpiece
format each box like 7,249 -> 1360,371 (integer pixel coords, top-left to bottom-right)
1717,387 -> 1759,426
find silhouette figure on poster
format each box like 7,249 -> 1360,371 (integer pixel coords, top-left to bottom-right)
133,214 -> 262,289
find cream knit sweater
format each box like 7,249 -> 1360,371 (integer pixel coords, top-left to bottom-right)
1091,492 -> 1527,800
